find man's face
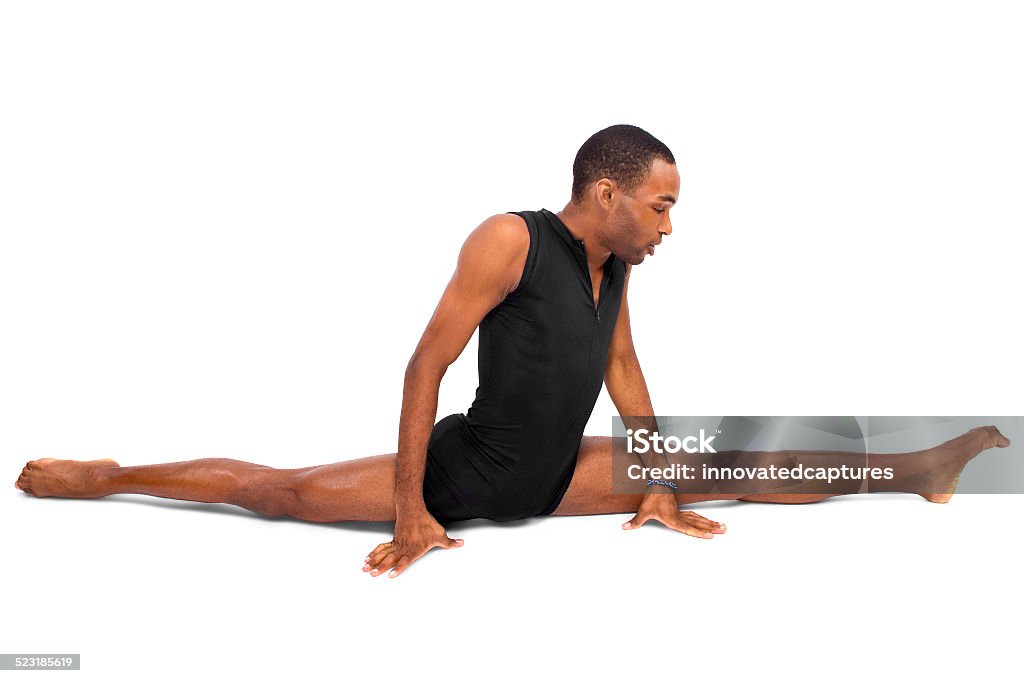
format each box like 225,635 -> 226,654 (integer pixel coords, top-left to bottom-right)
604,158 -> 679,265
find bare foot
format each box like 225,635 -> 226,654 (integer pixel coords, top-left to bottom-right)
918,426 -> 1010,504
15,458 -> 120,498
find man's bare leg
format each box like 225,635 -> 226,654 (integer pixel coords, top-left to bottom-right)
14,425 -> 1011,522
15,453 -> 401,522
552,425 -> 1011,516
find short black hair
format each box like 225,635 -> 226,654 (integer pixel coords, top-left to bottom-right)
570,124 -> 675,206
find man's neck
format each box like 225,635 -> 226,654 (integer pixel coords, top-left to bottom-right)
555,204 -> 612,270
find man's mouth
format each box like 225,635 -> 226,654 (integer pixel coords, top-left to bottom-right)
647,245 -> 655,256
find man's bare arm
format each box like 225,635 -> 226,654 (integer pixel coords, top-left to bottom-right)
603,263 -> 726,537
394,214 -> 529,516
604,264 -> 657,426
603,265 -> 670,475
363,213 -> 530,577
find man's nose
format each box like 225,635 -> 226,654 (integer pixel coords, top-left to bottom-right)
661,217 -> 673,236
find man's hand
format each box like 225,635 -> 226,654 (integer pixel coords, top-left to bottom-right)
621,490 -> 727,538
362,509 -> 464,578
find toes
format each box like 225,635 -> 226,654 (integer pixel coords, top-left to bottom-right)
982,426 -> 1010,448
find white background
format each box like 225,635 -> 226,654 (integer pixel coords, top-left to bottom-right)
1,1 -> 1021,681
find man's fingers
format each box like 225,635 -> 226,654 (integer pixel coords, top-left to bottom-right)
680,512 -> 728,533
367,550 -> 402,576
366,541 -> 393,560
363,542 -> 395,569
681,511 -> 727,530
622,514 -> 647,530
364,534 -> 461,575
665,517 -> 714,539
388,556 -> 414,578
364,545 -> 400,574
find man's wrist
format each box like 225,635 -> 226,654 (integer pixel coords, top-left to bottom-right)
642,480 -> 679,499
395,495 -> 430,518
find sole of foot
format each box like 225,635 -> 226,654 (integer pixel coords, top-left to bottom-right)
924,426 -> 1010,504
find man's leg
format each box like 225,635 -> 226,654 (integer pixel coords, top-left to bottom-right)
15,453 -> 400,522
15,426 -> 1011,522
552,425 -> 1011,516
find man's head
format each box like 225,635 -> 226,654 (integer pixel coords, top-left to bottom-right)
570,124 -> 679,265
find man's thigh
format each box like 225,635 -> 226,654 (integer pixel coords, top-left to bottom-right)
550,436 -> 643,516
550,435 -> 741,516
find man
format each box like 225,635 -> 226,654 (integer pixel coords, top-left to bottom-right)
14,124 -> 1011,578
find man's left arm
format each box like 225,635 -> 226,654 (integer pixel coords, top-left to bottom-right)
603,264 -> 661,443
603,264 -> 726,538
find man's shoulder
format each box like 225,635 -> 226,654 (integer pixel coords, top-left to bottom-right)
456,212 -> 531,283
455,213 -> 533,299
468,212 -> 531,251
482,211 -> 530,233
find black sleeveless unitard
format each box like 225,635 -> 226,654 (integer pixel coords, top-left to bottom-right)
422,208 -> 627,523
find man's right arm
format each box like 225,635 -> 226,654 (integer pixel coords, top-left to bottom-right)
363,212 -> 530,578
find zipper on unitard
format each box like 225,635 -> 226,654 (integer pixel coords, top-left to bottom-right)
575,238 -> 610,325
592,259 -> 612,325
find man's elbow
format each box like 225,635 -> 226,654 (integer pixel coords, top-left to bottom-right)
405,350 -> 450,382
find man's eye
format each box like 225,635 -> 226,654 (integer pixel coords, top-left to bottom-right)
653,208 -> 665,214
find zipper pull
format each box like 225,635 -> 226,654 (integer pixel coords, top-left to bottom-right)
596,309 -> 601,323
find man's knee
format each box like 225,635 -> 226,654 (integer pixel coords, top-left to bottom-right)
229,468 -> 301,518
